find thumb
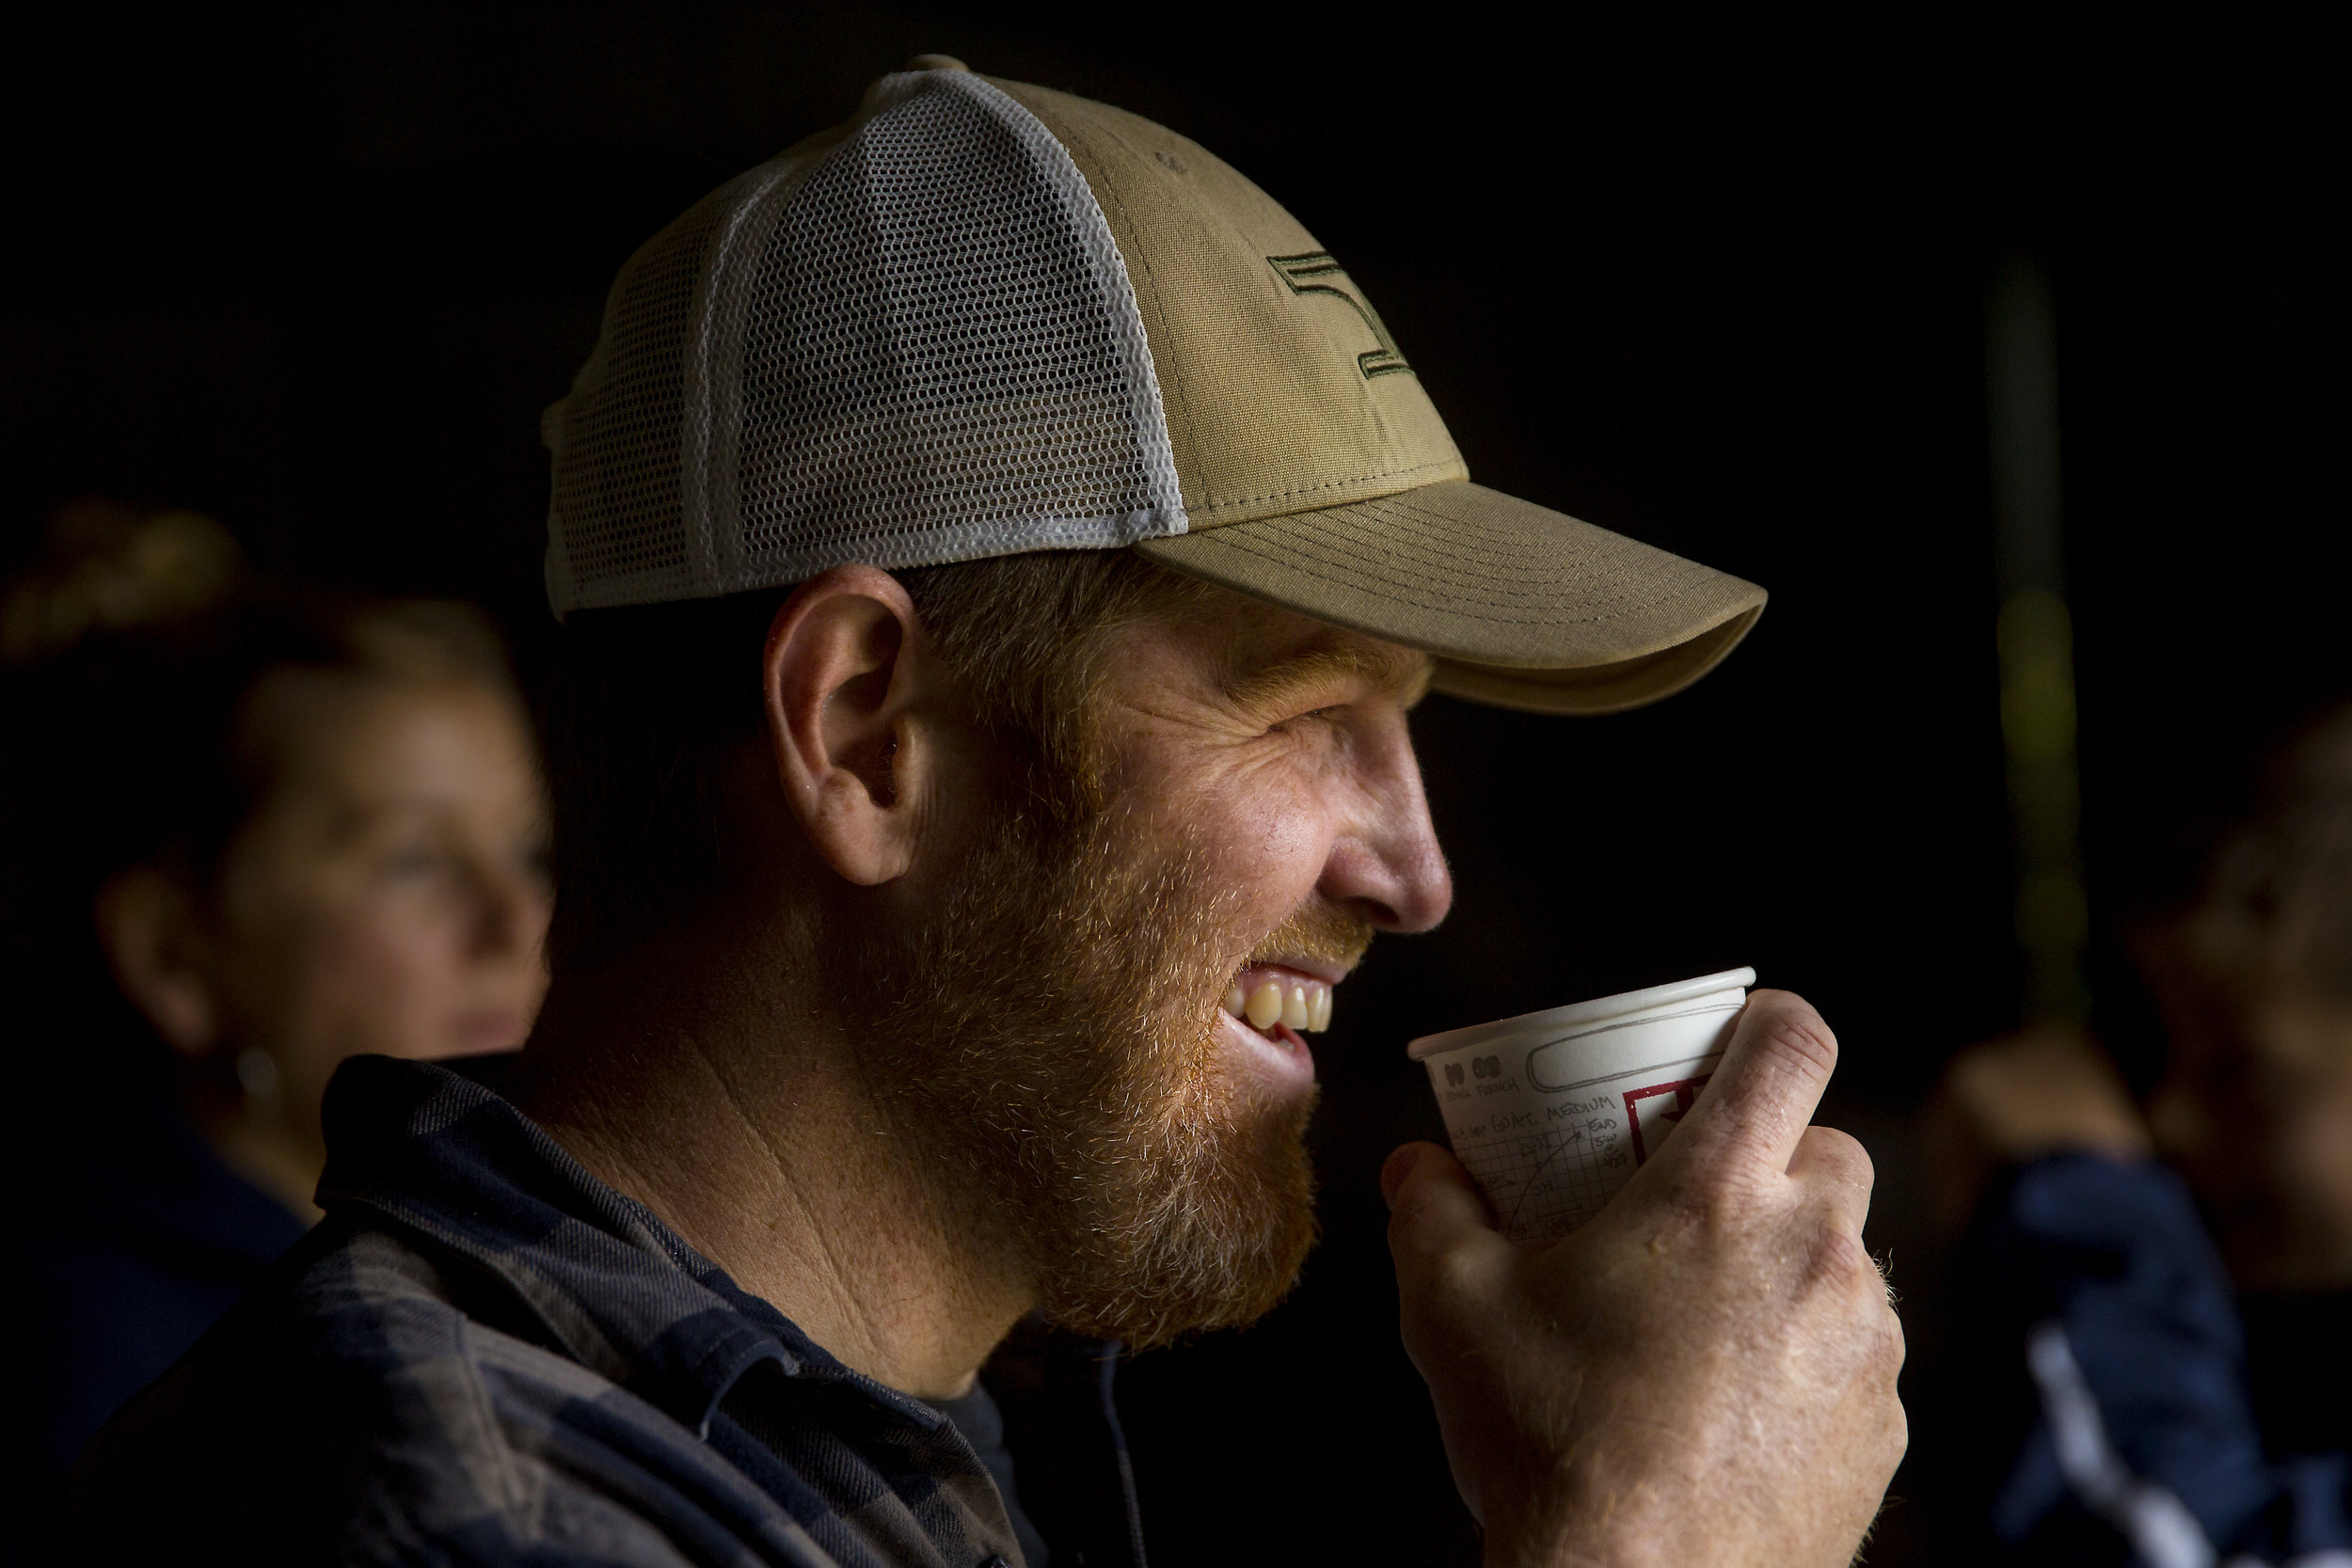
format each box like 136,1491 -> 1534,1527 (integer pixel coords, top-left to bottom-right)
1385,1141 -> 1512,1313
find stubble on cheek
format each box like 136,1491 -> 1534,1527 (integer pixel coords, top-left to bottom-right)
844,799 -> 1332,1347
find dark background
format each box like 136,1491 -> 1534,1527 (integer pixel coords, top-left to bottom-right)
4,8 -> 2344,1563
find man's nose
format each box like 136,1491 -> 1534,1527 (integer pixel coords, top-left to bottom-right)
1317,715 -> 1453,935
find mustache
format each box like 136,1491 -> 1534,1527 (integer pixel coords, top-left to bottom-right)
1247,902 -> 1376,975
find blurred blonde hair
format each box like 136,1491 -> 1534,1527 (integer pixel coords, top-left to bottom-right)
1,499 -> 245,668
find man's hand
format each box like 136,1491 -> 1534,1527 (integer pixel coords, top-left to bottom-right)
1383,990 -> 1905,1568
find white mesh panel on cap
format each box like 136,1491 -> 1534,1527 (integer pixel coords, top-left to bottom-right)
546,69 -> 1186,615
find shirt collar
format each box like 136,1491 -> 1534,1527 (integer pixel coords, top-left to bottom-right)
315,1054 -> 948,1440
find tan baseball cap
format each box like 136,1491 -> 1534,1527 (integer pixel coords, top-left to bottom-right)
543,59 -> 1763,714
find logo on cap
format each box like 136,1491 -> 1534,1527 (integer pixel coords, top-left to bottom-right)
1266,252 -> 1414,381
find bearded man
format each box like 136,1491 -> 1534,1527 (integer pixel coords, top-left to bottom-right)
69,62 -> 1905,1567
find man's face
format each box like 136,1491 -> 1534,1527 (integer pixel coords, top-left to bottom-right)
1093,589 -> 1454,1101
851,585 -> 1453,1346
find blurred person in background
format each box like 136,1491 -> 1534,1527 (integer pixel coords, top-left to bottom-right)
1931,705 -> 2352,1565
0,499 -> 554,1522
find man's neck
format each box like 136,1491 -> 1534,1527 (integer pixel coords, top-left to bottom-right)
506,935 -> 1033,1401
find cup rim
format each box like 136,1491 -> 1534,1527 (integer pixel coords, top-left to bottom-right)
1406,966 -> 1757,1061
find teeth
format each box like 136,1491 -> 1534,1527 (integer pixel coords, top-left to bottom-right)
1227,967 -> 1337,1035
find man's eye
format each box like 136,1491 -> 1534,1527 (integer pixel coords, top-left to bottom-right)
1270,705 -> 1345,735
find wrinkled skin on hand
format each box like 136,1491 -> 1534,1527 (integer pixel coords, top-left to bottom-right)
1384,991 -> 1906,1568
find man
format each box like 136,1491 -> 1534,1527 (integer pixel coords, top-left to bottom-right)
70,61 -> 1904,1565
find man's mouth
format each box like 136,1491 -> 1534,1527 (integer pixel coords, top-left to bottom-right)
1221,964 -> 1335,1037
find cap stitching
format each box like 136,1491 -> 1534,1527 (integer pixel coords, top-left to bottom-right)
1297,495 -> 1730,599
1189,507 -> 1744,623
1233,514 -> 1697,602
1187,527 -> 1642,627
1185,455 -> 1467,516
1346,490 -> 1611,543
1038,102 -> 1206,509
1307,504 -> 1587,565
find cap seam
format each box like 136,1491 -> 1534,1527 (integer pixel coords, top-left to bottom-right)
1275,491 -> 1735,595
1172,523 -> 1704,603
1282,513 -> 1619,573
1182,507 -> 1639,594
1185,455 -> 1467,517
1356,487 -> 1634,543
1016,92 -> 1206,519
1181,534 -> 1613,627
1178,524 -> 1728,626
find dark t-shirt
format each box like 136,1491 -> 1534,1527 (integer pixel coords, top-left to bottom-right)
2,1088 -> 305,1513
1948,1154 -> 2352,1564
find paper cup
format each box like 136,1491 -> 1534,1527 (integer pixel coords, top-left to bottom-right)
1407,967 -> 1756,1243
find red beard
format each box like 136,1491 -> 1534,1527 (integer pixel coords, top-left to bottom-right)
836,796 -> 1366,1347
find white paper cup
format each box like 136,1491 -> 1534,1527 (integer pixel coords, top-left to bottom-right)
1407,967 -> 1756,1243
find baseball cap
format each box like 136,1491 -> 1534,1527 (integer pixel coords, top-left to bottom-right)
543,58 -> 1764,714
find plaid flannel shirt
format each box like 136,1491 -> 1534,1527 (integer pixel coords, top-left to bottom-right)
66,1055 -> 1137,1568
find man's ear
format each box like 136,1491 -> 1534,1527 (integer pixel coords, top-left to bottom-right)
763,564 -> 935,887
94,867 -> 222,1055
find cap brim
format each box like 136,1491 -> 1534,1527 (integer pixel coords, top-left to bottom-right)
1134,480 -> 1765,715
